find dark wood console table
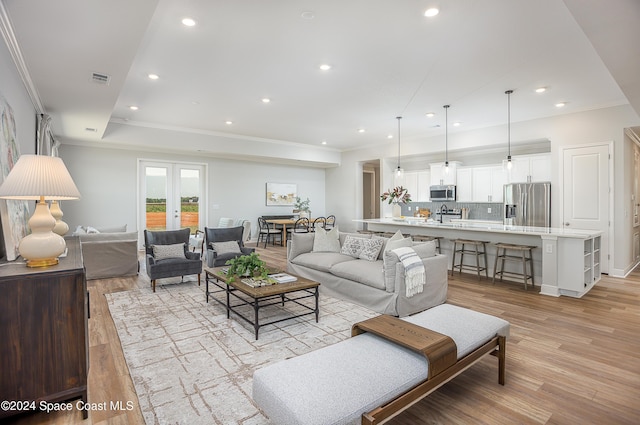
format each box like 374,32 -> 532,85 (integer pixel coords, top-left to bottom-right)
0,237 -> 88,419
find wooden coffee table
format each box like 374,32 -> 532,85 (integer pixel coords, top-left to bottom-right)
204,266 -> 320,339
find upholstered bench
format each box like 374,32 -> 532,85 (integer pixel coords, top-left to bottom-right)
252,304 -> 510,425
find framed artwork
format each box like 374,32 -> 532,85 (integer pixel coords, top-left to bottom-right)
0,94 -> 30,261
266,182 -> 297,206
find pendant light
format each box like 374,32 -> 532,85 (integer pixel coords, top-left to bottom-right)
443,105 -> 450,174
395,116 -> 404,181
505,90 -> 513,170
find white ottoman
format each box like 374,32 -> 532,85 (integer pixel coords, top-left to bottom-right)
252,304 -> 510,425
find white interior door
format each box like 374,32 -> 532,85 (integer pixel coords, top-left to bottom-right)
562,144 -> 611,273
139,160 -> 206,235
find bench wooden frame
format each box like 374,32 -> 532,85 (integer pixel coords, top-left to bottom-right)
352,315 -> 506,425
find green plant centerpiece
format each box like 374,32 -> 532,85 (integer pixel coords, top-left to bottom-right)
225,252 -> 269,282
294,196 -> 311,217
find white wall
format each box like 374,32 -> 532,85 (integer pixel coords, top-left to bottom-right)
59,144 -> 326,245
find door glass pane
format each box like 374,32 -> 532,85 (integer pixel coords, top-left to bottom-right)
180,168 -> 200,233
146,167 -> 167,231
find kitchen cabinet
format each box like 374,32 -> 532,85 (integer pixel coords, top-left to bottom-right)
403,170 -> 430,202
505,153 -> 551,183
556,235 -> 601,296
472,166 -> 506,203
430,162 -> 458,186
456,168 -> 473,202
0,237 -> 88,419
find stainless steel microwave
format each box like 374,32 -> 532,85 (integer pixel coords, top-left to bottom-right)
430,185 -> 456,201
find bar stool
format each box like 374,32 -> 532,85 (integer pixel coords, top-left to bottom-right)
412,235 -> 442,254
493,243 -> 536,290
451,239 -> 489,280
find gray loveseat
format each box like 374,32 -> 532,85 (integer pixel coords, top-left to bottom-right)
287,230 -> 448,317
73,225 -> 138,280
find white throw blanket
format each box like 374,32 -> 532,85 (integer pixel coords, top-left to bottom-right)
392,246 -> 426,297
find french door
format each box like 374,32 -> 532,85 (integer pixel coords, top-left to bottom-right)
139,160 -> 206,236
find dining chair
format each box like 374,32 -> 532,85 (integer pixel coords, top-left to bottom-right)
325,215 -> 336,229
257,217 -> 283,248
287,217 -> 310,240
311,217 -> 326,232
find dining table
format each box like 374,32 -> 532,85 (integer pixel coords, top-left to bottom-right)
265,218 -> 296,248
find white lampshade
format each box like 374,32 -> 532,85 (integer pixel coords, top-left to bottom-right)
0,155 -> 80,267
0,155 -> 80,200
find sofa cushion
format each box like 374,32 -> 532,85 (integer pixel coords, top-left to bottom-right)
340,235 -> 368,257
358,238 -> 385,261
329,259 -> 385,290
96,224 -> 127,233
291,252 -> 354,273
384,230 -> 412,252
413,240 -> 437,258
289,232 -> 315,260
339,231 -> 370,247
211,240 -> 241,255
152,243 -> 186,260
312,226 -> 340,253
79,231 -> 137,242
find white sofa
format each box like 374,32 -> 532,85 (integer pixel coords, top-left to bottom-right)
287,230 -> 448,317
73,225 -> 139,280
217,217 -> 251,242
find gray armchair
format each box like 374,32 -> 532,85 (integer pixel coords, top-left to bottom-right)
205,226 -> 255,267
144,228 -> 203,292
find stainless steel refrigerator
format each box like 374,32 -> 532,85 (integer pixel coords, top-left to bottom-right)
503,182 -> 551,227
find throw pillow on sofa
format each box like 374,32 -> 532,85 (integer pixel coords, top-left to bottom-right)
384,230 -> 412,252
152,243 -> 186,260
340,235 -> 368,257
358,238 -> 385,261
312,226 -> 340,253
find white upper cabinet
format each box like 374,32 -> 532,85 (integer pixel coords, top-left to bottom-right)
505,153 -> 551,183
403,170 -> 431,202
430,162 -> 458,186
456,168 -> 473,202
471,165 -> 506,203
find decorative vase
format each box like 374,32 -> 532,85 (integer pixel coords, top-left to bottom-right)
392,203 -> 402,218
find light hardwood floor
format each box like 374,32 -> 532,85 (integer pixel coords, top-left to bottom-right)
7,243 -> 640,424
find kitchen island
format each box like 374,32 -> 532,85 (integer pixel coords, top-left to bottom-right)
355,218 -> 602,298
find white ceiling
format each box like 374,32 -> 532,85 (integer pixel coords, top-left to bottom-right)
1,0 -> 639,157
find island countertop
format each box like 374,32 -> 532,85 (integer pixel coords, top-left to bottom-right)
354,218 -> 602,239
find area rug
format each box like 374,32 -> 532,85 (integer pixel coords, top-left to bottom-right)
106,280 -> 377,425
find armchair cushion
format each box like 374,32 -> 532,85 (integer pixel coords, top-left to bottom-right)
211,241 -> 242,255
152,243 -> 187,260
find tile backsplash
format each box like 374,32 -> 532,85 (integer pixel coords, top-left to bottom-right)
400,202 -> 503,222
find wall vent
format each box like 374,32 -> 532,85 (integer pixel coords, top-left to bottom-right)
91,72 -> 111,85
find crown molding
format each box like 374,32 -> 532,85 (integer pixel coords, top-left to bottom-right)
0,0 -> 44,113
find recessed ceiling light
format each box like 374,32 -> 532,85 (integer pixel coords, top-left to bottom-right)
424,8 -> 439,17
321,141 -> 327,145
261,98 -> 271,103
182,18 -> 196,27
453,122 -> 461,127
301,11 -> 315,20
319,64 -> 331,71
387,134 -> 393,139
225,120 -> 233,125
358,128 -> 365,133
555,102 -> 566,108
148,73 -> 159,80
129,105 -> 139,111
425,112 -> 435,118
535,87 -> 546,93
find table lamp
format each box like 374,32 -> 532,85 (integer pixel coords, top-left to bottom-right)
0,155 -> 81,267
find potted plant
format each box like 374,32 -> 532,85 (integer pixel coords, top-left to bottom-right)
225,252 -> 269,282
380,186 -> 411,218
294,197 -> 311,218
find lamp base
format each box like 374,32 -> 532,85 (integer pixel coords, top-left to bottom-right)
26,257 -> 59,268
